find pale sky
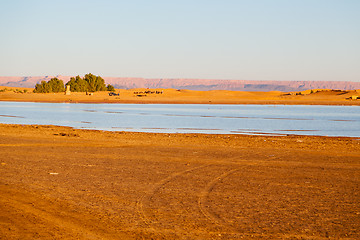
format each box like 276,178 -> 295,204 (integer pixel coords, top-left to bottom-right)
0,0 -> 359,81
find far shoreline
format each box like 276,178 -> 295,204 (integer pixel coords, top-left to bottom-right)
1,99 -> 360,106
0,86 -> 359,106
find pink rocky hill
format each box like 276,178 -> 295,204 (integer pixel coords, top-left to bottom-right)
0,76 -> 359,92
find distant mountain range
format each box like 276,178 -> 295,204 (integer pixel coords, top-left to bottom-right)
1,76 -> 359,92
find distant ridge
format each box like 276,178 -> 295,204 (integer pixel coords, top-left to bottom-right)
0,76 -> 359,92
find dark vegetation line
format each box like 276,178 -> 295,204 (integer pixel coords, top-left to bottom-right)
34,73 -> 115,93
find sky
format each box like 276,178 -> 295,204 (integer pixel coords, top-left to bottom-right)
0,0 -> 359,81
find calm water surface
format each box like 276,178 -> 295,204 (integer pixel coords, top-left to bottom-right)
0,101 -> 359,137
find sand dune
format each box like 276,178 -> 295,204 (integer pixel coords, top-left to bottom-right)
0,86 -> 359,105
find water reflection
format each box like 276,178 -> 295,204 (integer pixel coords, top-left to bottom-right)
105,111 -> 123,114
0,102 -> 359,137
0,114 -> 25,118
83,110 -> 97,112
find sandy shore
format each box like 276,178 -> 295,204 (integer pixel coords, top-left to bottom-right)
1,86 -> 360,105
1,124 -> 359,239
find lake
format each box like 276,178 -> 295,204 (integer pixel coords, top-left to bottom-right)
0,101 -> 359,137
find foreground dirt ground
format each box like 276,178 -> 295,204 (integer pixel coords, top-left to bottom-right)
1,86 -> 360,105
0,124 -> 359,239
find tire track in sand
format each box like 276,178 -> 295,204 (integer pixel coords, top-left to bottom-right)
136,164 -> 213,226
0,186 -> 112,240
198,168 -> 239,226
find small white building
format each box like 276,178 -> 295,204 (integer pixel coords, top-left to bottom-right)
65,85 -> 71,95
